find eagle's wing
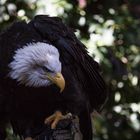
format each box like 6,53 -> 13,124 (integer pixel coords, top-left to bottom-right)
0,20 -> 47,77
0,84 -> 8,140
29,15 -> 107,111
0,21 -> 49,138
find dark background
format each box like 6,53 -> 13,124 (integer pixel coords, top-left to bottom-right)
0,0 -> 140,140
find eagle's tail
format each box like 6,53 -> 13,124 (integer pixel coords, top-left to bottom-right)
79,109 -> 93,140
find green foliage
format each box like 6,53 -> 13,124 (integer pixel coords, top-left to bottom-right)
0,0 -> 140,139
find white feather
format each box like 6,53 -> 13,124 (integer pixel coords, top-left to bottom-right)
9,42 -> 62,87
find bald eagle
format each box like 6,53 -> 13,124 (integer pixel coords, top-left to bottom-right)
0,15 -> 107,140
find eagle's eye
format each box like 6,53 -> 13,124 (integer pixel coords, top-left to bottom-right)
41,66 -> 53,73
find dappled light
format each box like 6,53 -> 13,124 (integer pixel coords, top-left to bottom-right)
0,0 -> 140,140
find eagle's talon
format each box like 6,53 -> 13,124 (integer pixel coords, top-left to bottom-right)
44,111 -> 71,129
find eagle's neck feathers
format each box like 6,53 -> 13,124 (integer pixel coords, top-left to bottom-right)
8,42 -> 61,87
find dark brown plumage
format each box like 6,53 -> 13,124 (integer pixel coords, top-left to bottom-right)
0,15 -> 107,140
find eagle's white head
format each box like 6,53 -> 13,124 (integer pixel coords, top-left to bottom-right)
9,42 -> 65,92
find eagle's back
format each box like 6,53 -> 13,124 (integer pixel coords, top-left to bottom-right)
29,15 -> 108,111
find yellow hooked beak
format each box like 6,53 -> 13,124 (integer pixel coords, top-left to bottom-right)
46,72 -> 65,93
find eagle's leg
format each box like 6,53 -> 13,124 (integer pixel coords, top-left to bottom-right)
44,111 -> 72,129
